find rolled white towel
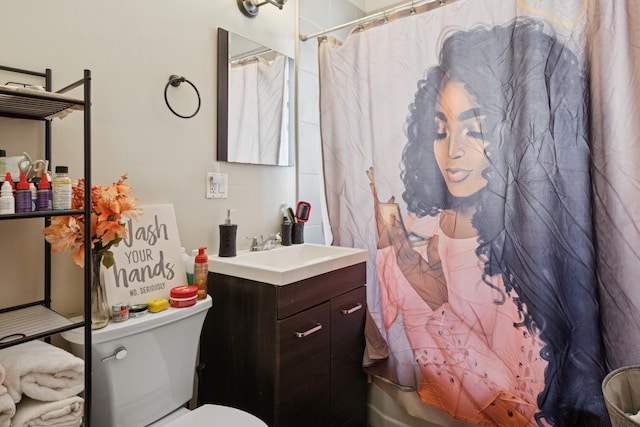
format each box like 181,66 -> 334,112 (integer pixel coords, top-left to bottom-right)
11,396 -> 83,427
0,393 -> 15,427
0,361 -> 15,427
0,361 -> 9,396
0,341 -> 83,403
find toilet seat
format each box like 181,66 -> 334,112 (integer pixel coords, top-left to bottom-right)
162,404 -> 267,427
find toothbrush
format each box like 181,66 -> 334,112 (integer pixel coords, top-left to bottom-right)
287,207 -> 297,223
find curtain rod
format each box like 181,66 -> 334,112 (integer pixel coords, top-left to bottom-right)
299,0 -> 445,41
230,46 -> 275,62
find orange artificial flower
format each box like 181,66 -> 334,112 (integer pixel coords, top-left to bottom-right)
43,174 -> 142,268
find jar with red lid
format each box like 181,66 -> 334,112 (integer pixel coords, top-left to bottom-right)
170,285 -> 198,308
111,302 -> 130,322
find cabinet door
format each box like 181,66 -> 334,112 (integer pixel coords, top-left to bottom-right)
331,286 -> 367,426
276,301 -> 331,426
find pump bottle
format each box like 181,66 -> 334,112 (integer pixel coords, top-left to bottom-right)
194,247 -> 208,300
219,209 -> 237,257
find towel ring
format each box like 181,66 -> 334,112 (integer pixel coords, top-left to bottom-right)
164,75 -> 201,119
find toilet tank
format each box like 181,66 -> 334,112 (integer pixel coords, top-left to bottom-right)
91,296 -> 212,427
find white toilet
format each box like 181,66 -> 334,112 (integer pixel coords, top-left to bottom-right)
61,296 -> 266,427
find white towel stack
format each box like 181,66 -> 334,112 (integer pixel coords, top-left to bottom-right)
0,362 -> 16,427
0,341 -> 84,426
11,396 -> 83,427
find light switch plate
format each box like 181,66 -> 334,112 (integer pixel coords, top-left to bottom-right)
206,173 -> 228,199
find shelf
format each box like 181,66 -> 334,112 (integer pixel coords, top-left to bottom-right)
0,85 -> 84,120
0,209 -> 84,220
0,65 -> 92,425
0,305 -> 79,349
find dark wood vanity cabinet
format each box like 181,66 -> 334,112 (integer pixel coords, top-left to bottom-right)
199,262 -> 367,426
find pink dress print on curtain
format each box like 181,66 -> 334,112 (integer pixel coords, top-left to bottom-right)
377,232 -> 548,426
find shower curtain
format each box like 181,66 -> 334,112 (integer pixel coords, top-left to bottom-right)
228,53 -> 288,165
318,1 -> 640,426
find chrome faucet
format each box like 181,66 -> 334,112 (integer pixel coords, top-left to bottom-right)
248,233 -> 282,251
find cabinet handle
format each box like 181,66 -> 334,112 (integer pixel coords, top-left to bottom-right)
295,323 -> 322,338
341,302 -> 363,315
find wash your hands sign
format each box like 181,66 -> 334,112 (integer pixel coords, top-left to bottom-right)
103,204 -> 188,306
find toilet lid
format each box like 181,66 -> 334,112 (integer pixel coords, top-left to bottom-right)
163,404 -> 267,427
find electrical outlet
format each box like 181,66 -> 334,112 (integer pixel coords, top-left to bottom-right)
206,173 -> 228,199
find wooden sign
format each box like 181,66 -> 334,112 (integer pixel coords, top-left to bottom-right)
103,204 -> 187,306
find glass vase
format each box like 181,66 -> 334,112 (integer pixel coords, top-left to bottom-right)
91,253 -> 110,330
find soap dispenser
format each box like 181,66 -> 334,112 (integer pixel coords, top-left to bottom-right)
219,209 -> 237,257
281,216 -> 292,246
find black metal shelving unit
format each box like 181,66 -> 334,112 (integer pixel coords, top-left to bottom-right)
0,65 -> 92,426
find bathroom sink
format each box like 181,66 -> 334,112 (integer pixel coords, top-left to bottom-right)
208,243 -> 368,285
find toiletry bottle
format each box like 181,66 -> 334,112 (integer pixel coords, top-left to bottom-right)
4,172 -> 14,192
3,173 -> 15,206
52,166 -> 72,210
219,209 -> 237,257
37,173 -> 52,211
180,247 -> 196,285
29,182 -> 37,211
179,247 -> 188,282
194,247 -> 208,300
0,150 -> 7,179
186,249 -> 197,285
15,172 -> 32,213
0,180 -> 15,214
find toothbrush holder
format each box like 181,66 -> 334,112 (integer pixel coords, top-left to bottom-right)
292,222 -> 304,244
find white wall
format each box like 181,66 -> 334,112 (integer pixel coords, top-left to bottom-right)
0,0 -> 296,316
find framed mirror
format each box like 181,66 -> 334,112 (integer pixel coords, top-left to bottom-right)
217,28 -> 294,166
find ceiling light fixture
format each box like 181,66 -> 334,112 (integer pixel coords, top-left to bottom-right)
237,0 -> 287,17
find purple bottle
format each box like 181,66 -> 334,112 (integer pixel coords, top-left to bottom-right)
15,172 -> 32,213
37,173 -> 52,211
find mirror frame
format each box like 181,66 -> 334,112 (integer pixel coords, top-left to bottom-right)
217,27 -> 230,162
216,27 -> 294,166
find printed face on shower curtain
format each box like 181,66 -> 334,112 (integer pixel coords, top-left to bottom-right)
433,81 -> 489,198
368,18 -> 608,427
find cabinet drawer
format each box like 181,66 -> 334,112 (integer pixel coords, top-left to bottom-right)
276,301 -> 331,426
276,262 -> 366,319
